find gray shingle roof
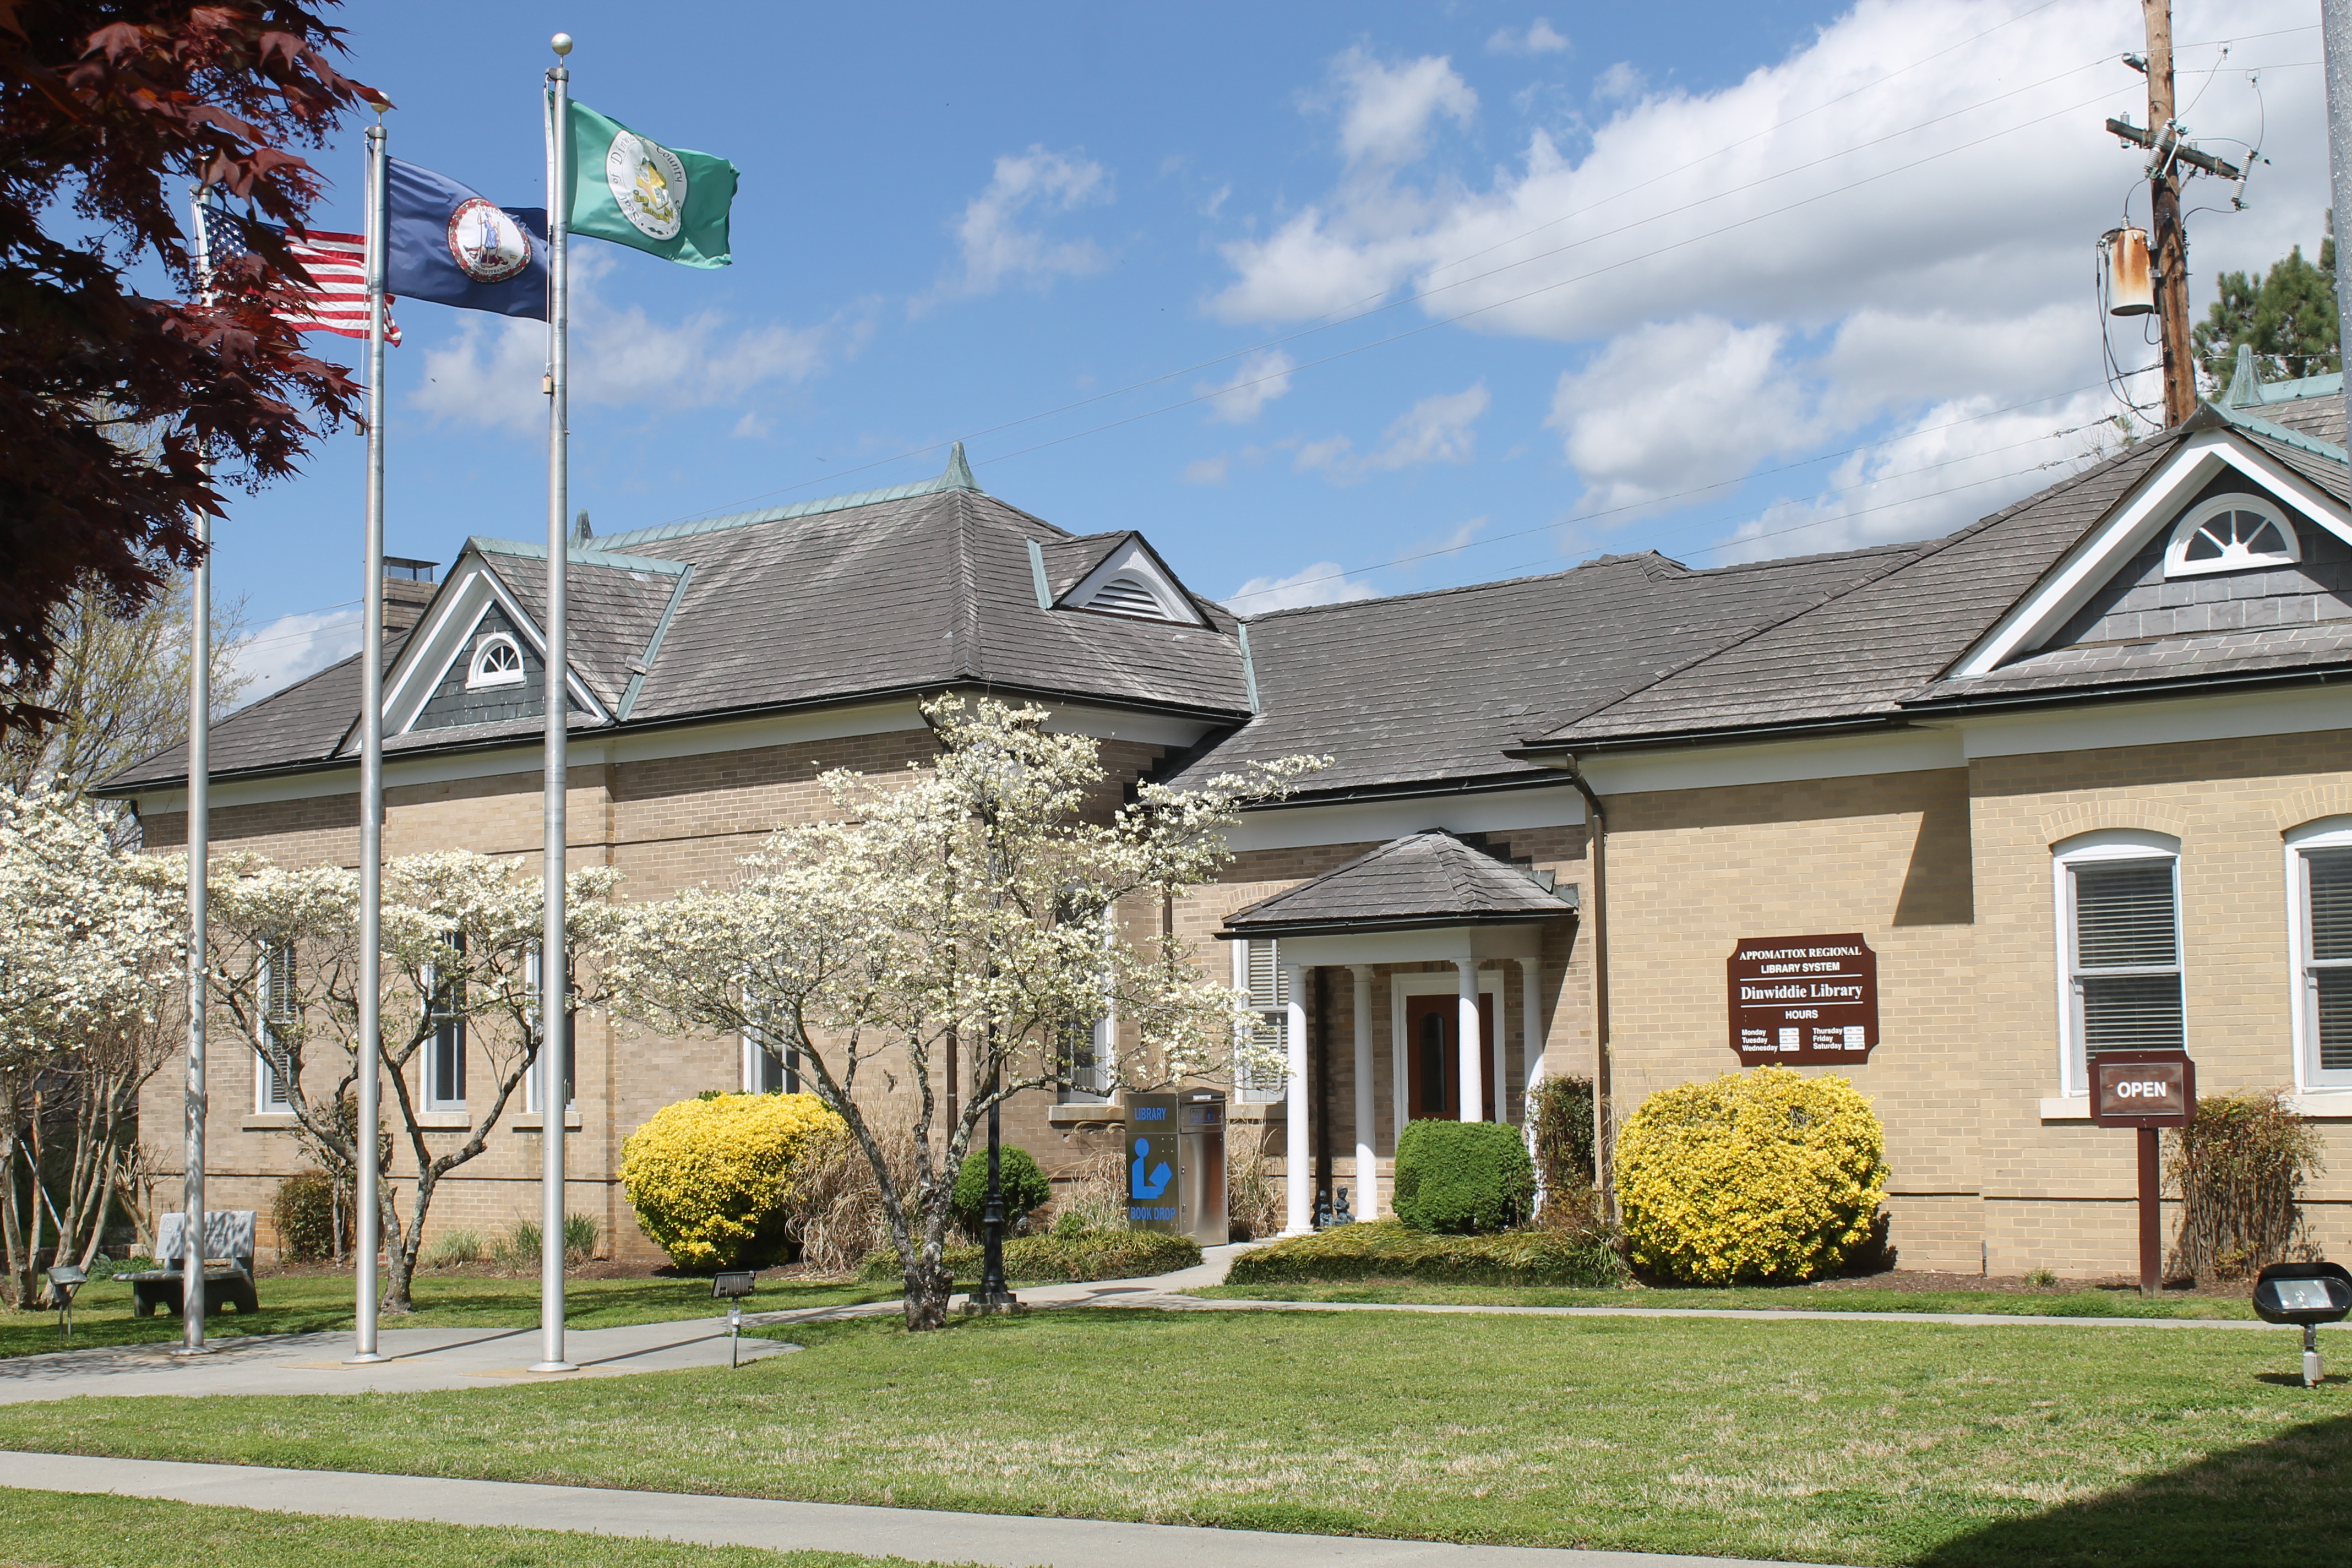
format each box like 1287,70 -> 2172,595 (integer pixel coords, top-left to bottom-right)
1523,433 -> 2190,747
1221,829 -> 1578,937
1911,620 -> 2352,701
102,469 -> 1253,795
1162,545 -> 1916,799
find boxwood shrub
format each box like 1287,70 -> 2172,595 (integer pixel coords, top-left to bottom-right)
859,1228 -> 1200,1284
1393,1118 -> 1534,1233
1224,1219 -> 1627,1288
948,1144 -> 1052,1237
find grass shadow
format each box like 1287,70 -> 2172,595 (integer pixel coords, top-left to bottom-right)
1915,1411 -> 2352,1567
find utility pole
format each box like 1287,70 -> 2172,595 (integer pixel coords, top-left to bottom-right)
2323,0 -> 2352,442
2107,2 -> 2241,427
2143,1 -> 2194,427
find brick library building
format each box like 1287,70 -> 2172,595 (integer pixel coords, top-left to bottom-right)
106,375 -> 2352,1276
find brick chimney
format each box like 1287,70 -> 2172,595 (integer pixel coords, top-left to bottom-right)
383,558 -> 438,636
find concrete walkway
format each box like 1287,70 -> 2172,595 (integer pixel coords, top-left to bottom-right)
0,1316 -> 798,1406
0,1453 -> 1836,1568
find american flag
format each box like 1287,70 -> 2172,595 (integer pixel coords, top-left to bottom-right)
194,204 -> 401,345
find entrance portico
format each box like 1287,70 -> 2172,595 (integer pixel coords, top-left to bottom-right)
1218,830 -> 1578,1234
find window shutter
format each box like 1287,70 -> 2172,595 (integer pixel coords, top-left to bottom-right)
2309,849 -> 2352,1071
1244,939 -> 1287,1009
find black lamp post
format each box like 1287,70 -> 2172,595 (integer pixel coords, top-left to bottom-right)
968,1036 -> 1021,1314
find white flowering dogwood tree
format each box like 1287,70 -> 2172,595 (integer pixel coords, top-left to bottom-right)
0,790 -> 179,1308
202,850 -> 622,1310
607,698 -> 1319,1330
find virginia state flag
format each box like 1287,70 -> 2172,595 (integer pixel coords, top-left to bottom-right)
564,101 -> 737,269
385,159 -> 549,319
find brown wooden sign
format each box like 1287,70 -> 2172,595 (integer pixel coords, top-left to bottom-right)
1728,934 -> 1880,1064
2090,1049 -> 2196,1129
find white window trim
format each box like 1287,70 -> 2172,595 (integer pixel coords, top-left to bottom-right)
255,945 -> 294,1115
1389,968 -> 1502,1133
2051,829 -> 2183,1096
1232,939 -> 1287,1103
2163,493 -> 2300,579
742,1028 -> 799,1095
1059,915 -> 1117,1104
2286,816 -> 2352,1092
423,948 -> 467,1113
464,632 -> 526,690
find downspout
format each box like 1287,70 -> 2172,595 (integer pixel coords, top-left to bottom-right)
1562,756 -> 1614,1218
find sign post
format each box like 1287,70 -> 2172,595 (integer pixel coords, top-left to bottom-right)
2088,1049 -> 2195,1299
1727,934 -> 1880,1064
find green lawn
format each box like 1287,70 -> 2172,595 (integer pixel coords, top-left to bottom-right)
0,1272 -> 897,1360
0,1305 -> 2340,1566
0,1488 -> 965,1568
1191,1279 -> 2262,1319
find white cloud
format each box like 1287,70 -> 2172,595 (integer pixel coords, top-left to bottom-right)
1227,560 -> 1381,611
924,146 -> 1112,306
1182,455 -> 1230,485
1550,318 -> 1817,511
231,606 -> 363,708
1213,0 -> 2323,560
413,257 -> 830,436
1489,20 -> 1569,57
1199,349 -> 1296,423
1295,383 -> 1490,484
1328,47 -> 1477,172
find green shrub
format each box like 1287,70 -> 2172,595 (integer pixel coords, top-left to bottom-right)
1614,1066 -> 1887,1284
424,1228 -> 483,1268
495,1215 -> 601,1268
1393,1119 -> 1534,1234
1226,1219 -> 1627,1288
859,1228 -> 1200,1284
1529,1075 -> 1597,1193
563,1212 -> 600,1261
271,1169 -> 339,1262
949,1144 -> 1052,1237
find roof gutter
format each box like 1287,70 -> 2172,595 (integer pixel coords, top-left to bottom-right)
1503,714 -> 1915,761
1217,900 -> 1579,941
1894,662 -> 2349,717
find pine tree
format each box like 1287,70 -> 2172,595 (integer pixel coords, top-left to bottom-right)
2193,215 -> 2342,386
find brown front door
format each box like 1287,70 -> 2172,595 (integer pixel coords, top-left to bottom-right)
1403,992 -> 1496,1121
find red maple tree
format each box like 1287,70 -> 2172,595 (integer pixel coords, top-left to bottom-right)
0,2 -> 381,734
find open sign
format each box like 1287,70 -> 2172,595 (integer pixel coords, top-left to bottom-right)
2090,1050 -> 2195,1128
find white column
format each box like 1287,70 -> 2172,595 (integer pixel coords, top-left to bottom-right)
1518,957 -> 1544,1105
1350,965 -> 1376,1219
1492,971 -> 1510,1126
1283,964 -> 1311,1234
1456,960 -> 1484,1123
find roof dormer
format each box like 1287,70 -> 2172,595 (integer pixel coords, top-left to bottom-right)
1052,535 -> 1207,627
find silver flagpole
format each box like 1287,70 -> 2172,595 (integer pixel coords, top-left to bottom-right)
532,30 -> 575,1374
176,183 -> 216,1358
349,109 -> 390,1364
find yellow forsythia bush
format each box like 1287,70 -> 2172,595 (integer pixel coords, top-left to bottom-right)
620,1092 -> 846,1271
1613,1066 -> 1887,1285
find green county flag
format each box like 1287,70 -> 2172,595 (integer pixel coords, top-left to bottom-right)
565,100 -> 737,268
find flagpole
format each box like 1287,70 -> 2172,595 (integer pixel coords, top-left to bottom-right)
176,183 -> 216,1359
349,107 -> 391,1364
533,30 -> 575,1375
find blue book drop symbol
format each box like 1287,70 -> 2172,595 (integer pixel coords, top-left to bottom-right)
1130,1137 -> 1172,1200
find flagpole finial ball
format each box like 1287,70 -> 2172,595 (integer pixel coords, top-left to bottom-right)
551,32 -> 573,56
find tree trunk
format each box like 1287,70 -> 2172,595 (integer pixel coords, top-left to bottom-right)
901,1254 -> 952,1330
0,1103 -> 32,1311
381,1184 -> 414,1313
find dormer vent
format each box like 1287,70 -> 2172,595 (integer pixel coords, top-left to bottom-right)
1086,574 -> 1171,620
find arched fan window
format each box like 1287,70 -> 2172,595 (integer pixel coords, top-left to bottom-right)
466,633 -> 526,689
2164,495 -> 2301,578
1084,575 -> 1172,620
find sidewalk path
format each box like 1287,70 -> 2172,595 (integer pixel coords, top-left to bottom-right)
0,1316 -> 797,1407
5,1245 -> 2318,1409
0,1453 -> 1837,1568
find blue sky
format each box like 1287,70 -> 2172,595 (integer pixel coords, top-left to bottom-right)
223,0 -> 2332,699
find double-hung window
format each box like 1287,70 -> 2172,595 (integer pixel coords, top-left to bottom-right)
425,930 -> 467,1112
523,949 -> 575,1114
742,1024 -> 799,1094
1232,937 -> 1287,1103
2289,821 -> 2352,1090
256,942 -> 296,1114
2056,832 -> 2183,1091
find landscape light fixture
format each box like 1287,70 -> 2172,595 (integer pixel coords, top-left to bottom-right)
45,1264 -> 86,1341
710,1270 -> 756,1368
2252,1261 -> 2351,1389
